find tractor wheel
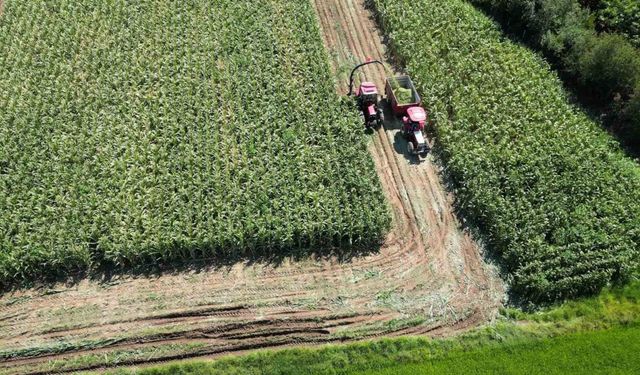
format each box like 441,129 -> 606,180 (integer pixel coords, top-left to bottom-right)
407,142 -> 415,155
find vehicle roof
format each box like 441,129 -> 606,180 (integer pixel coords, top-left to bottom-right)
407,106 -> 427,122
360,82 -> 378,94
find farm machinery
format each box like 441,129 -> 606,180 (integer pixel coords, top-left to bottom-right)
385,75 -> 429,156
349,60 -> 429,156
348,60 -> 385,129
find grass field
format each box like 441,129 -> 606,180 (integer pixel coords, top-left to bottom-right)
360,327 -> 640,375
370,0 -> 640,301
0,0 -> 390,286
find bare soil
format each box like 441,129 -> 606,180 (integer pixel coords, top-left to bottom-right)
0,0 -> 504,373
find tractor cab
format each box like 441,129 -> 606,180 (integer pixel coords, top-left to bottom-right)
402,106 -> 429,156
355,81 -> 384,129
402,106 -> 427,132
357,82 -> 379,105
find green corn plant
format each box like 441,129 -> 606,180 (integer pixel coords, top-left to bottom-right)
371,0 -> 640,302
0,0 -> 391,287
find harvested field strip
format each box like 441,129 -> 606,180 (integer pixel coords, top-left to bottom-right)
11,283 -> 640,374
1,313 -> 362,363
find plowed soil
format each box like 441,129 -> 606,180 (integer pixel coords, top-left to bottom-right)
0,0 -> 504,373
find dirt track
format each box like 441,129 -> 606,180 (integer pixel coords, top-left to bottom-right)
0,0 -> 503,373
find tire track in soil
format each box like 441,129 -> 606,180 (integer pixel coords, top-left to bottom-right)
3,313 -> 373,369
310,0 -> 503,335
0,0 -> 504,373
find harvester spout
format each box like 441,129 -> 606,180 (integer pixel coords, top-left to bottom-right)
348,59 -> 385,96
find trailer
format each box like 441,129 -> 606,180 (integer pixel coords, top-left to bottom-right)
385,75 -> 422,116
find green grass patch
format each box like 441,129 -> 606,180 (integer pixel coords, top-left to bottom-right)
507,280 -> 640,328
361,326 -> 640,375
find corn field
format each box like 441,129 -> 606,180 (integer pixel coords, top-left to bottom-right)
371,0 -> 640,301
0,0 -> 391,286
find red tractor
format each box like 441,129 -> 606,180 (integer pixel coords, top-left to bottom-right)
349,60 -> 385,129
402,107 -> 428,155
356,82 -> 384,129
385,75 -> 429,156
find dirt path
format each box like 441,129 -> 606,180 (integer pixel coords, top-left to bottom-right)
311,0 -> 503,327
0,1 -> 503,373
